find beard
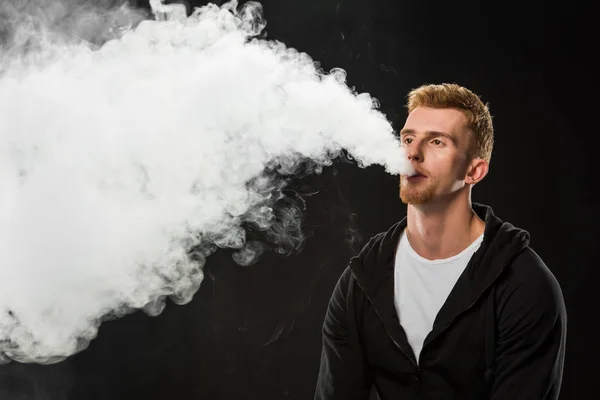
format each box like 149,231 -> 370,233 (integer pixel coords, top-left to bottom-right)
398,175 -> 437,205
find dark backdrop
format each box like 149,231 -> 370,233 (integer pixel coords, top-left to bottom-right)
0,0 -> 595,399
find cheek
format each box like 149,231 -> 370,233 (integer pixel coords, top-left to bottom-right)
451,156 -> 470,177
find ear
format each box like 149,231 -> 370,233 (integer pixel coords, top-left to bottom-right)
465,158 -> 488,185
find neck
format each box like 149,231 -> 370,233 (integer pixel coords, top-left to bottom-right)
405,194 -> 484,260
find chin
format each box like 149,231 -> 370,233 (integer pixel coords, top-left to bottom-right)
399,189 -> 436,205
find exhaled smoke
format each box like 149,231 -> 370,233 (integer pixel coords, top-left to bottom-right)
0,0 -> 414,364
0,0 -> 149,58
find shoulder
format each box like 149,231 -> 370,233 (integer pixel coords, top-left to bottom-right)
356,231 -> 387,259
335,220 -> 404,296
497,247 -> 566,319
348,229 -> 392,283
329,231 -> 386,299
508,247 -> 563,297
355,219 -> 404,265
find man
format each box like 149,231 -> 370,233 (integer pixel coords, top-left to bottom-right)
314,83 -> 567,399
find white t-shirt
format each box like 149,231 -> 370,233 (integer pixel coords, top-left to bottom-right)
394,228 -> 484,364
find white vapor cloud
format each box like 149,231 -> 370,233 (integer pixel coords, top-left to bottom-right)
0,0 -> 414,364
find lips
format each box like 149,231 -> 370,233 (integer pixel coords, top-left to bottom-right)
404,170 -> 427,182
405,170 -> 426,178
406,174 -> 426,182
405,165 -> 427,177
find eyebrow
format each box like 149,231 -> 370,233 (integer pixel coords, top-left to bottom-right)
399,129 -> 457,145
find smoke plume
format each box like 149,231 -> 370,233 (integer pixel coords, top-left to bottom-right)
0,0 -> 413,364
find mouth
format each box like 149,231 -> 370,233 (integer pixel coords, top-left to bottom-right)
405,173 -> 427,182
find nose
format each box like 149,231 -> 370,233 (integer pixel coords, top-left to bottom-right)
405,145 -> 422,162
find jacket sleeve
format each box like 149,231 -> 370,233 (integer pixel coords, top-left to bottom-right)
490,252 -> 567,400
314,265 -> 373,400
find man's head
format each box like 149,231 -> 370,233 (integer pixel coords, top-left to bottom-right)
398,83 -> 493,206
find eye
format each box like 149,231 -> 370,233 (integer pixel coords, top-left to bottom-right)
432,139 -> 443,145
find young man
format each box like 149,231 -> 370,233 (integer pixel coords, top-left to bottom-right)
314,83 -> 567,399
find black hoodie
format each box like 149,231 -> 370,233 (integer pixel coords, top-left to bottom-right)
315,202 -> 567,400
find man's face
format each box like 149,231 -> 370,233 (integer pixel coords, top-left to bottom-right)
398,106 -> 473,205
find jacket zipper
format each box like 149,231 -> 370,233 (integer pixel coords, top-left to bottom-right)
354,279 -> 420,371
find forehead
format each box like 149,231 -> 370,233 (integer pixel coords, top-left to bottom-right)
403,106 -> 469,137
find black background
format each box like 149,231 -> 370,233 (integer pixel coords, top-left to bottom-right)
0,0 -> 595,399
